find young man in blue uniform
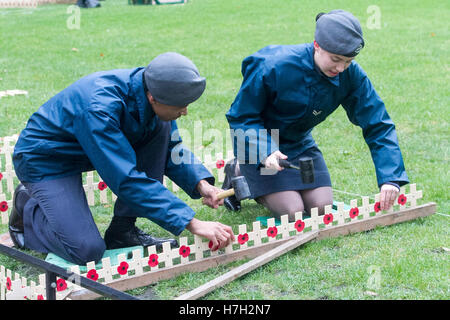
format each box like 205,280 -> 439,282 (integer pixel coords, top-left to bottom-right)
223,10 -> 409,220
9,52 -> 235,265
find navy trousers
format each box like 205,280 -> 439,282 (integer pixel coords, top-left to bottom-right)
21,120 -> 171,265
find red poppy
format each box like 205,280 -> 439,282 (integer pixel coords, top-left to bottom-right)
374,201 -> 381,212
6,277 -> 11,290
216,159 -> 225,169
87,269 -> 99,281
349,207 -> 359,219
238,233 -> 249,245
397,194 -> 407,206
294,220 -> 305,232
208,240 -> 222,251
323,213 -> 333,225
37,294 -> 44,300
179,245 -> 190,258
0,201 -> 8,212
148,254 -> 159,267
117,261 -> 129,275
0,173 -> 3,180
98,181 -> 107,191
56,278 -> 67,292
267,226 -> 278,238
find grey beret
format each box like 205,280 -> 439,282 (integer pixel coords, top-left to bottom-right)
144,52 -> 206,107
315,10 -> 364,57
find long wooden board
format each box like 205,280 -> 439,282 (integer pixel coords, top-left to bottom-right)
317,202 -> 436,240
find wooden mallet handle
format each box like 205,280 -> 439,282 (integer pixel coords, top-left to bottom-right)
216,189 -> 235,200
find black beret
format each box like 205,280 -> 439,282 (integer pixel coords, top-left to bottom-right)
315,10 -> 365,57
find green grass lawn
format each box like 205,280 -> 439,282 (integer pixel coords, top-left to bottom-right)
0,0 -> 448,300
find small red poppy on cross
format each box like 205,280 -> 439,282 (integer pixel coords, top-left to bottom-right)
56,278 -> 67,292
323,213 -> 333,225
179,245 -> 191,258
6,277 -> 11,290
0,201 -> 8,212
148,254 -> 159,267
98,181 -> 108,191
117,261 -> 129,275
349,207 -> 359,219
397,194 -> 407,206
238,233 -> 249,245
87,269 -> 99,281
374,201 -> 381,213
267,226 -> 278,238
294,219 -> 305,232
216,159 -> 225,169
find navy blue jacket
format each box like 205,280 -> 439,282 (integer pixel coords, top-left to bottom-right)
13,68 -> 213,235
226,43 -> 409,187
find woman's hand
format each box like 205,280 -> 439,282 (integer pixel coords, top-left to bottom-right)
263,150 -> 288,171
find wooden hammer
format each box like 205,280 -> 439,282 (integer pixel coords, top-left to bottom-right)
278,157 -> 315,184
216,176 -> 251,201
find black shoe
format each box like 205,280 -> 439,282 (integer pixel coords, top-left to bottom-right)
8,184 -> 30,249
104,225 -> 179,251
222,158 -> 241,211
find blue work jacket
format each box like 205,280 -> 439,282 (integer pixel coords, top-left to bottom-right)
13,68 -> 213,235
226,42 -> 409,187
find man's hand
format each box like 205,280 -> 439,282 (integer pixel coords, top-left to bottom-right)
379,184 -> 400,211
186,218 -> 235,251
263,150 -> 288,171
196,180 -> 224,209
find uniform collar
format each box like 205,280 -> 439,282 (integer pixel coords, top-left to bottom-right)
307,42 -> 340,87
130,68 -> 155,125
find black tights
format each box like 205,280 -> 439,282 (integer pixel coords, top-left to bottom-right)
256,187 -> 333,221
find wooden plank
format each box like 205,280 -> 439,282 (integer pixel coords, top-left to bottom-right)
174,231 -> 318,300
316,202 -> 436,240
68,235 -> 295,300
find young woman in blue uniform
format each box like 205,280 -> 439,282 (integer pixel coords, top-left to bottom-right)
223,10 -> 409,220
9,52 -> 235,265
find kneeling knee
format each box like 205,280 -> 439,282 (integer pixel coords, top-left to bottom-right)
273,204 -> 304,222
71,239 -> 106,265
307,199 -> 333,215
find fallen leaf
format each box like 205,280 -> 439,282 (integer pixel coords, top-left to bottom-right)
72,48 -> 79,52
100,53 -> 104,57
